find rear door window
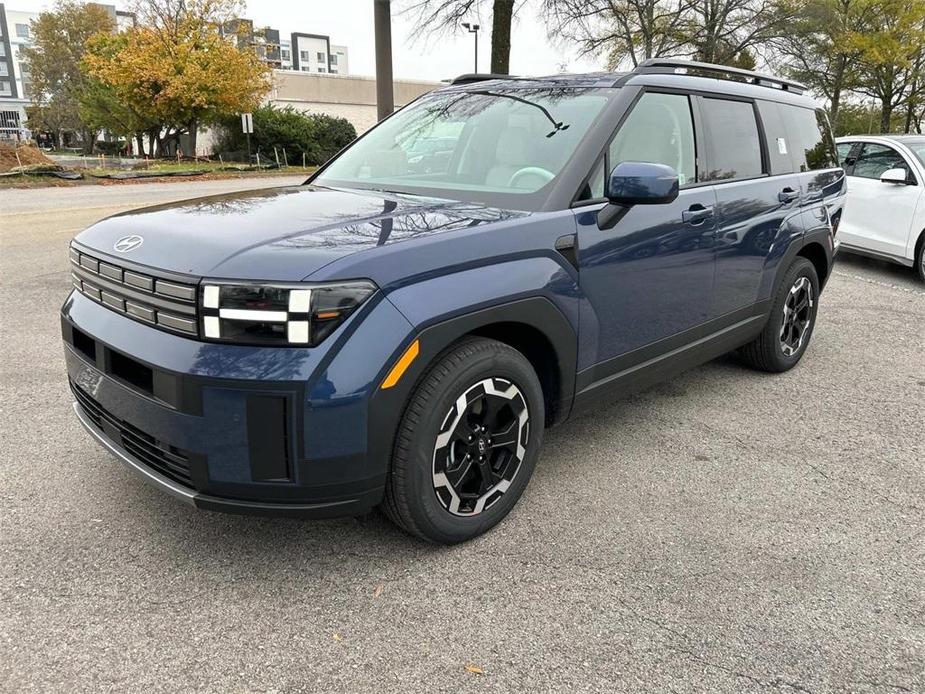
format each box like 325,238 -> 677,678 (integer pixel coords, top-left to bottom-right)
699,97 -> 764,182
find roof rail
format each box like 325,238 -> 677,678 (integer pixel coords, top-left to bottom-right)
449,73 -> 520,85
633,59 -> 806,94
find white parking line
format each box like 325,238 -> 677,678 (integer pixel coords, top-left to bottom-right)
832,270 -> 925,297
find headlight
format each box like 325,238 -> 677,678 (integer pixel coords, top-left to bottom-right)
200,280 -> 377,346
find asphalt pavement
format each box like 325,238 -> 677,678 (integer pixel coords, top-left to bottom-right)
1,178 -> 923,693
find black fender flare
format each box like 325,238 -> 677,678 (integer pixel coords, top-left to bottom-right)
365,296 -> 578,482
772,226 -> 835,299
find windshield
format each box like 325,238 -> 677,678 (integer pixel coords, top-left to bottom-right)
314,88 -> 610,209
905,138 -> 925,167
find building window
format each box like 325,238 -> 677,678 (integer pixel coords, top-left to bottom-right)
300,50 -> 310,61
329,68 -> 338,74
317,67 -> 326,73
301,66 -> 311,72
0,64 -> 7,77
0,44 -> 5,57
316,51 -> 325,62
329,54 -> 337,66
281,49 -> 290,60
15,24 -> 30,38
0,81 -> 11,96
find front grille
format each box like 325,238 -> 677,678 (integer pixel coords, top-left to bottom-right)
69,248 -> 199,337
71,380 -> 195,489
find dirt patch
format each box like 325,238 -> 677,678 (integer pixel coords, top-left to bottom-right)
0,143 -> 56,172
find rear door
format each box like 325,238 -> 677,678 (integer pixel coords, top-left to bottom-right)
839,141 -> 920,259
705,96 -> 804,316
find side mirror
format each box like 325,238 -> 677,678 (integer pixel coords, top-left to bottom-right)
880,168 -> 909,185
607,161 -> 680,205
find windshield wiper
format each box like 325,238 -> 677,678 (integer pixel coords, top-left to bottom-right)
469,90 -> 571,137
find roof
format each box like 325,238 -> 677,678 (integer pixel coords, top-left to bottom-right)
440,60 -> 818,108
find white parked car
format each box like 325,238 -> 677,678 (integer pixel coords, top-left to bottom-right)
835,135 -> 925,282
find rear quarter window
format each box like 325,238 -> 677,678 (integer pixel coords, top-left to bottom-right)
756,100 -> 794,175
783,106 -> 839,171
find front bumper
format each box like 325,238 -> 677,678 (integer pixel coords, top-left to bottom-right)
63,289 -> 415,518
72,401 -> 374,517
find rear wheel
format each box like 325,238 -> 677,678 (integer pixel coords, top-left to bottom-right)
915,233 -> 925,283
382,337 -> 544,544
739,257 -> 819,372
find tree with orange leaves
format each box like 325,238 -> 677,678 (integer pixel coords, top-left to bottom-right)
84,0 -> 272,157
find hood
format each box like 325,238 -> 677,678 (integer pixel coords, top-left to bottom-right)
73,185 -> 528,281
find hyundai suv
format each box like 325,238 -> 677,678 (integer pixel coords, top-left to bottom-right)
62,60 -> 844,543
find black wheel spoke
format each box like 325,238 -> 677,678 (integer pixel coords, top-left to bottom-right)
780,276 -> 814,357
431,377 -> 530,517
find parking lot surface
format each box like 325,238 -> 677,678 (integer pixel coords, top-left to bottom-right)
1,179 -> 923,693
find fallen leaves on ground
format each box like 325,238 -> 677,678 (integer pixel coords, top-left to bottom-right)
464,663 -> 484,675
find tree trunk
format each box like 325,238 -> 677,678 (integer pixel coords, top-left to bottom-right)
82,129 -> 95,156
135,132 -> 145,157
147,130 -> 158,158
880,102 -> 892,133
187,120 -> 198,158
490,0 -> 514,74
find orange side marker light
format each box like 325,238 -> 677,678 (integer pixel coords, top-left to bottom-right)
381,339 -> 420,389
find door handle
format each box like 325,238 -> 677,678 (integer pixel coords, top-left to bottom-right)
682,204 -> 714,225
778,188 -> 800,203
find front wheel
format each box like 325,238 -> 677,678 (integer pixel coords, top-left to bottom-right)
739,257 -> 820,372
382,337 -> 544,544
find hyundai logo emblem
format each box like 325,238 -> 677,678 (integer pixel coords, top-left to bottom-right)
113,235 -> 144,253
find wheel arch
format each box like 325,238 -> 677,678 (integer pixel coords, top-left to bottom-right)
365,296 -> 578,489
797,240 -> 830,287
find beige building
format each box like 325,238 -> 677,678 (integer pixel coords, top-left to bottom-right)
268,70 -> 441,134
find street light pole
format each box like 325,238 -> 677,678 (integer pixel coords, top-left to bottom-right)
374,0 -> 394,121
462,22 -> 479,73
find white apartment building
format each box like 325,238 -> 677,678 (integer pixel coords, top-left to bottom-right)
290,33 -> 349,75
0,4 -> 37,138
0,3 -> 132,140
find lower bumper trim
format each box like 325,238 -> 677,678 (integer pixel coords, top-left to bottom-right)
72,402 -> 381,518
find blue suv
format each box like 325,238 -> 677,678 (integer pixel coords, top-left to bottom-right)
62,60 -> 844,543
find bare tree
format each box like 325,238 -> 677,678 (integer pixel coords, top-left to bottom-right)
401,0 -> 521,74
543,0 -> 689,68
682,0 -> 793,65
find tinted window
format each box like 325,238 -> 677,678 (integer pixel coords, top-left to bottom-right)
904,138 -> 925,167
783,106 -> 839,171
836,142 -> 855,166
700,98 -> 763,181
852,143 -> 911,180
756,100 -> 794,175
609,92 -> 697,186
577,155 -> 606,201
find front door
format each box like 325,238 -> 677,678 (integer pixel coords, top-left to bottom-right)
574,91 -> 716,370
841,142 -> 921,259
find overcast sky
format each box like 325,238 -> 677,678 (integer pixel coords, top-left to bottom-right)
9,0 -> 605,81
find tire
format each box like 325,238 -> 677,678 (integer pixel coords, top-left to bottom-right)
739,257 -> 820,373
382,337 -> 544,544
915,233 -> 925,283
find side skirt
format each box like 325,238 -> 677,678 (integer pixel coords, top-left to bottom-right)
838,242 -> 914,268
571,303 -> 769,416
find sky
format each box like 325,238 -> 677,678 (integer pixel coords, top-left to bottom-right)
8,0 -> 605,81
